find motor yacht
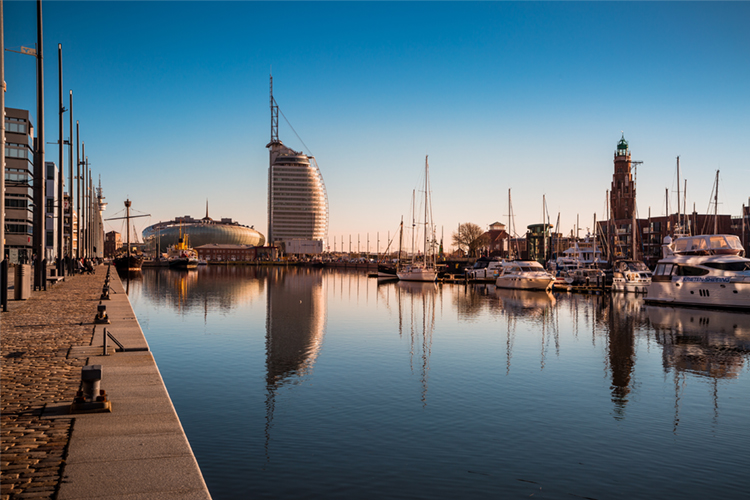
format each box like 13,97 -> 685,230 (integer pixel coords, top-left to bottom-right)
645,234 -> 750,310
495,260 -> 555,291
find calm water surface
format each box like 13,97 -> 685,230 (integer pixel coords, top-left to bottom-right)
124,266 -> 750,499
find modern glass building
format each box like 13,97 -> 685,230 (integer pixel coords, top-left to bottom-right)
4,108 -> 35,263
267,142 -> 329,245
142,214 -> 265,254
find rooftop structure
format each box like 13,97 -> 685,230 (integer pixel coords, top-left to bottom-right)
266,75 -> 329,245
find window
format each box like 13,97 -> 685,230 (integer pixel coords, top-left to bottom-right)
704,262 -> 750,272
46,231 -> 54,247
46,164 -> 55,180
675,265 -> 709,276
46,198 -> 54,214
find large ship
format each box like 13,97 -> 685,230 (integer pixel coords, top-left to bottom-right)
645,234 -> 750,310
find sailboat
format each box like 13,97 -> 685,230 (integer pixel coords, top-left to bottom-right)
397,156 -> 438,282
113,199 -> 145,272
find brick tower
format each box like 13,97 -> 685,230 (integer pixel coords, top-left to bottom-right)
610,134 -> 635,221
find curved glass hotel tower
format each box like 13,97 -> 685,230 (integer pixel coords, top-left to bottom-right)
266,77 -> 328,247
267,143 -> 328,245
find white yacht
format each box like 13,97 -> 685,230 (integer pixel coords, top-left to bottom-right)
465,257 -> 505,281
611,259 -> 652,294
645,234 -> 750,310
495,260 -> 555,291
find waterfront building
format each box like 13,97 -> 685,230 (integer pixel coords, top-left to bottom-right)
142,211 -> 265,255
480,222 -> 510,257
527,223 -> 553,264
44,162 -> 59,262
195,243 -> 278,262
104,231 -> 122,259
266,77 -> 329,252
3,108 -> 35,263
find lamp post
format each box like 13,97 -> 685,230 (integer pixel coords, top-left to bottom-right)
33,0 -> 46,290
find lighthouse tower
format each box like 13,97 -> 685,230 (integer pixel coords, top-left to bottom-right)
610,134 -> 635,221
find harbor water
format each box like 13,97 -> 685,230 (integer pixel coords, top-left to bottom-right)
125,266 -> 750,499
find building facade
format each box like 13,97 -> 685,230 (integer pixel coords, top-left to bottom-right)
267,141 -> 328,246
44,161 -> 59,262
4,108 -> 35,263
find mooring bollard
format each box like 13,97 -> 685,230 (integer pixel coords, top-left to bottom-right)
100,283 -> 110,300
71,364 -> 111,413
81,365 -> 101,402
94,302 -> 110,324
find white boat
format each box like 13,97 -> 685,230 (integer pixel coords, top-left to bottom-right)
611,259 -> 652,293
397,156 -> 437,282
465,257 -> 505,281
645,234 -> 750,310
495,260 -> 555,291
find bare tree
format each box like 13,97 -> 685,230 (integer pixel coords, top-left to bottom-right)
452,223 -> 489,256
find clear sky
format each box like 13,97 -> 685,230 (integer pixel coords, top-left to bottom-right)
5,1 -> 749,252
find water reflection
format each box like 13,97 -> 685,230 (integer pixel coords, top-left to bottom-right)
135,266 -> 265,314
395,281 -> 439,405
124,268 -> 750,499
264,267 -> 327,462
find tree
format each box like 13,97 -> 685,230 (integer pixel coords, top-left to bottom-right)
452,223 -> 489,256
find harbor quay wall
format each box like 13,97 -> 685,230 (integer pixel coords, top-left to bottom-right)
1,266 -> 211,499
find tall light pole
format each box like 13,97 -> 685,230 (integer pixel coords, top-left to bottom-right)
57,43 -> 65,275
33,0 -> 46,290
1,0 -> 7,309
67,90 -> 73,270
76,124 -> 80,259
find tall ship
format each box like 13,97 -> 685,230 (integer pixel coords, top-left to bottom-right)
645,234 -> 750,310
113,199 -> 145,272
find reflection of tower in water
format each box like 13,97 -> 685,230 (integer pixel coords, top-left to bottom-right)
264,268 -> 327,461
605,295 -> 639,420
397,282 -> 438,406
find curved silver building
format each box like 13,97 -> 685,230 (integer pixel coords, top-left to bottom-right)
267,143 -> 329,244
267,76 -> 329,246
142,214 -> 265,254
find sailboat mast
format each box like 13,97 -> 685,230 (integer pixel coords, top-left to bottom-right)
125,199 -> 131,259
714,170 -> 719,234
677,156 -> 682,226
424,156 -> 429,261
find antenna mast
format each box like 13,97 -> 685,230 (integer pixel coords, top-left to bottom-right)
270,73 -> 279,144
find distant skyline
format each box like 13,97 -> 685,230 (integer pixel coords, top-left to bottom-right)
5,1 -> 749,252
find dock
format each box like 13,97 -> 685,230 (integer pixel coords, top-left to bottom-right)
1,265 -> 211,499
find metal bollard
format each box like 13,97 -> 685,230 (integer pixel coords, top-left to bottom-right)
94,302 -> 110,324
70,364 -> 111,413
100,283 -> 110,300
80,365 -> 102,402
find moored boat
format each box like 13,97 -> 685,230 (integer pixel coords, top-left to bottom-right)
167,234 -> 199,269
611,259 -> 652,293
645,234 -> 750,310
495,260 -> 555,291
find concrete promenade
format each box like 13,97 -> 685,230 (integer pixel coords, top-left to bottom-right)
1,266 -> 211,499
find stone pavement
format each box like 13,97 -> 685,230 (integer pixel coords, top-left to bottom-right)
2,268 -> 103,499
1,266 -> 211,499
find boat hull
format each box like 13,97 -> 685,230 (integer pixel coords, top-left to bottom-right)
168,257 -> 198,269
114,255 -> 144,272
645,276 -> 750,310
495,276 -> 554,291
397,267 -> 437,282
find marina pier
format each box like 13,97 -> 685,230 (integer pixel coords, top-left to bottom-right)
1,267 -> 211,499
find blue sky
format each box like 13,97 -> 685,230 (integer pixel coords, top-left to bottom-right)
5,1 -> 749,252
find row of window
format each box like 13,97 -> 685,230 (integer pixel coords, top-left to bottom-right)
5,118 -> 29,134
6,224 -> 33,235
5,144 -> 32,160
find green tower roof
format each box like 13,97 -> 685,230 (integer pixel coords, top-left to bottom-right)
617,133 -> 628,151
